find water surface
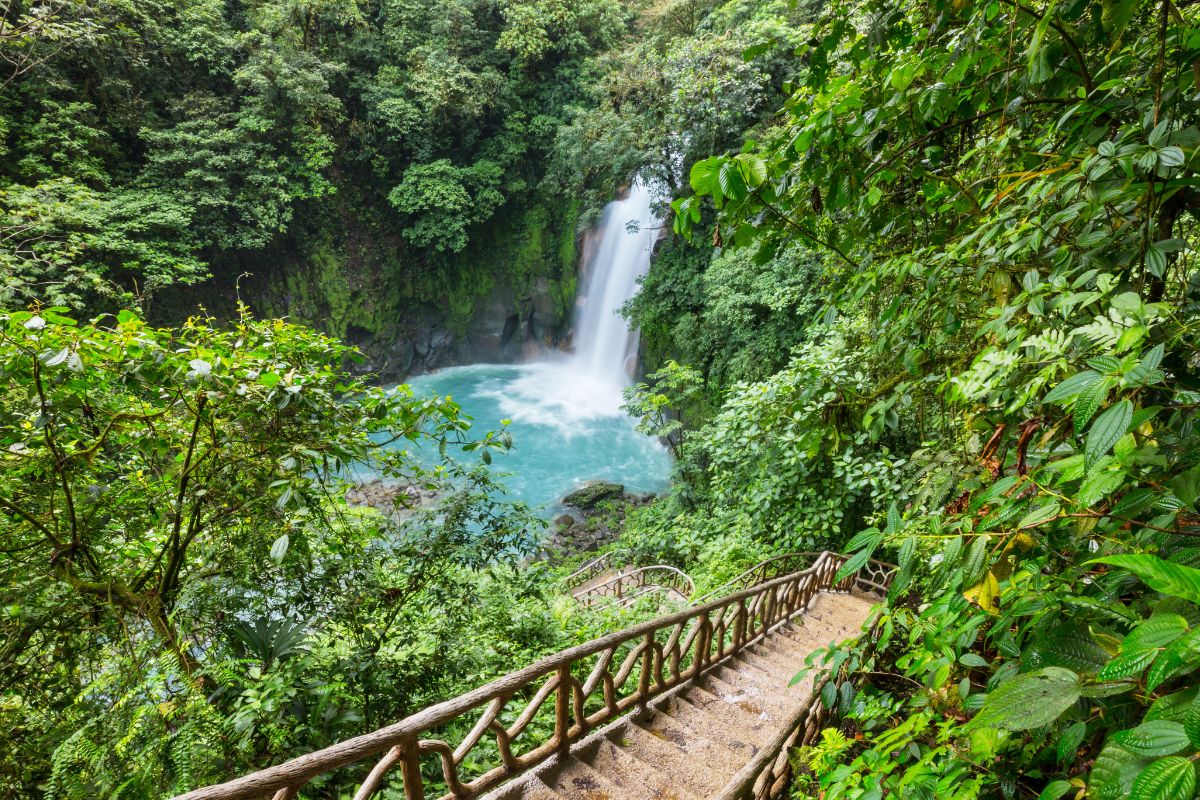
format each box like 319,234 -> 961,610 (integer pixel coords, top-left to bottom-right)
405,361 -> 671,515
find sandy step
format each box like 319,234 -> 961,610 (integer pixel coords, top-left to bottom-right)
544,755 -> 638,800
681,681 -> 782,729
607,721 -> 733,796
707,666 -> 790,710
489,775 -> 566,800
636,705 -> 745,762
679,684 -> 774,749
698,670 -> 789,720
575,736 -> 691,800
711,658 -> 788,690
725,653 -> 782,686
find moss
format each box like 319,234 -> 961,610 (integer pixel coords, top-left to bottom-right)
198,178 -> 587,363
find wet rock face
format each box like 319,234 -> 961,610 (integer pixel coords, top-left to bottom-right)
543,485 -> 656,557
561,480 -> 625,509
345,479 -> 438,516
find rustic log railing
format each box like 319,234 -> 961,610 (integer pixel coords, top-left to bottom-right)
692,552 -> 825,604
572,564 -> 695,605
561,552 -> 613,592
173,551 -> 892,800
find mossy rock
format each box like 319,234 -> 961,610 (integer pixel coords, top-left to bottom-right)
562,481 -> 624,509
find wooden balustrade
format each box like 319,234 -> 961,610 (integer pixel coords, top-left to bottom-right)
692,552 -> 825,604
173,551 -> 893,800
561,553 -> 613,591
573,564 -> 695,604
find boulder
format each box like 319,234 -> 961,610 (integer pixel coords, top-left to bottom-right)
562,480 -> 625,510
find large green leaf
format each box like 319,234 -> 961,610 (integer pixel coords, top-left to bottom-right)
1091,556 -> 1200,604
962,535 -> 991,587
689,157 -> 723,195
1075,378 -> 1113,431
1146,628 -> 1200,692
966,667 -> 1080,731
1088,742 -> 1149,799
1044,370 -> 1103,403
1086,399 -> 1133,470
834,548 -> 873,584
1128,757 -> 1195,800
1186,693 -> 1200,748
1112,721 -> 1192,757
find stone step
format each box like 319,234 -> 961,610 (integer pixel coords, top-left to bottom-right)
543,755 -> 635,800
477,589 -> 883,800
611,720 -> 734,796
574,735 -> 690,800
679,684 -> 773,749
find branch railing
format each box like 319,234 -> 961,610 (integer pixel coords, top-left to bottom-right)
573,565 -> 695,606
692,552 -> 825,604
174,551 -> 892,800
561,552 -> 613,593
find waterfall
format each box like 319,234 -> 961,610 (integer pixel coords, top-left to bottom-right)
571,181 -> 659,388
485,181 -> 659,427
394,179 -> 673,509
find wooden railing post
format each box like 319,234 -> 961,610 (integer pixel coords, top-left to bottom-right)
637,631 -> 653,706
555,665 -> 571,756
399,738 -> 424,800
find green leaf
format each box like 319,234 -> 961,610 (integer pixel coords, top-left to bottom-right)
689,157 -> 723,195
1157,146 -> 1186,168
1075,378 -> 1113,431
970,476 -> 1018,513
269,533 -> 289,563
1147,687 -> 1199,723
1097,647 -> 1157,680
898,536 -> 917,570
1017,502 -> 1060,530
886,502 -> 902,534
1086,400 -> 1133,470
733,153 -> 767,187
717,161 -> 747,200
1128,757 -> 1195,800
1058,720 -> 1087,761
1186,692 -> 1200,748
1046,371 -> 1099,402
844,527 -> 883,552
1038,781 -> 1071,800
962,535 -> 990,586
1113,721 -> 1192,757
1091,556 -> 1200,604
1089,742 -> 1149,800
966,667 -> 1080,731
1127,615 -> 1190,650
834,548 -> 872,584
1146,628 -> 1200,692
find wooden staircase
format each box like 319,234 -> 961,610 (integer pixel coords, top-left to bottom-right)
486,592 -> 876,800
173,552 -> 894,800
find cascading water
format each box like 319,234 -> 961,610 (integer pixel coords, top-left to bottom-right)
402,181 -> 671,513
571,181 -> 658,389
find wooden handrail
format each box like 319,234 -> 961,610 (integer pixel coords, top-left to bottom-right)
692,552 -> 826,604
573,564 -> 695,604
561,552 -> 613,591
173,551 -> 892,800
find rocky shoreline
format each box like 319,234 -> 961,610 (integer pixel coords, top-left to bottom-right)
543,480 -> 656,555
345,479 -> 439,515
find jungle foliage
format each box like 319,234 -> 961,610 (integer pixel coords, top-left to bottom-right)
620,0 -> 1200,796
0,0 -> 628,313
